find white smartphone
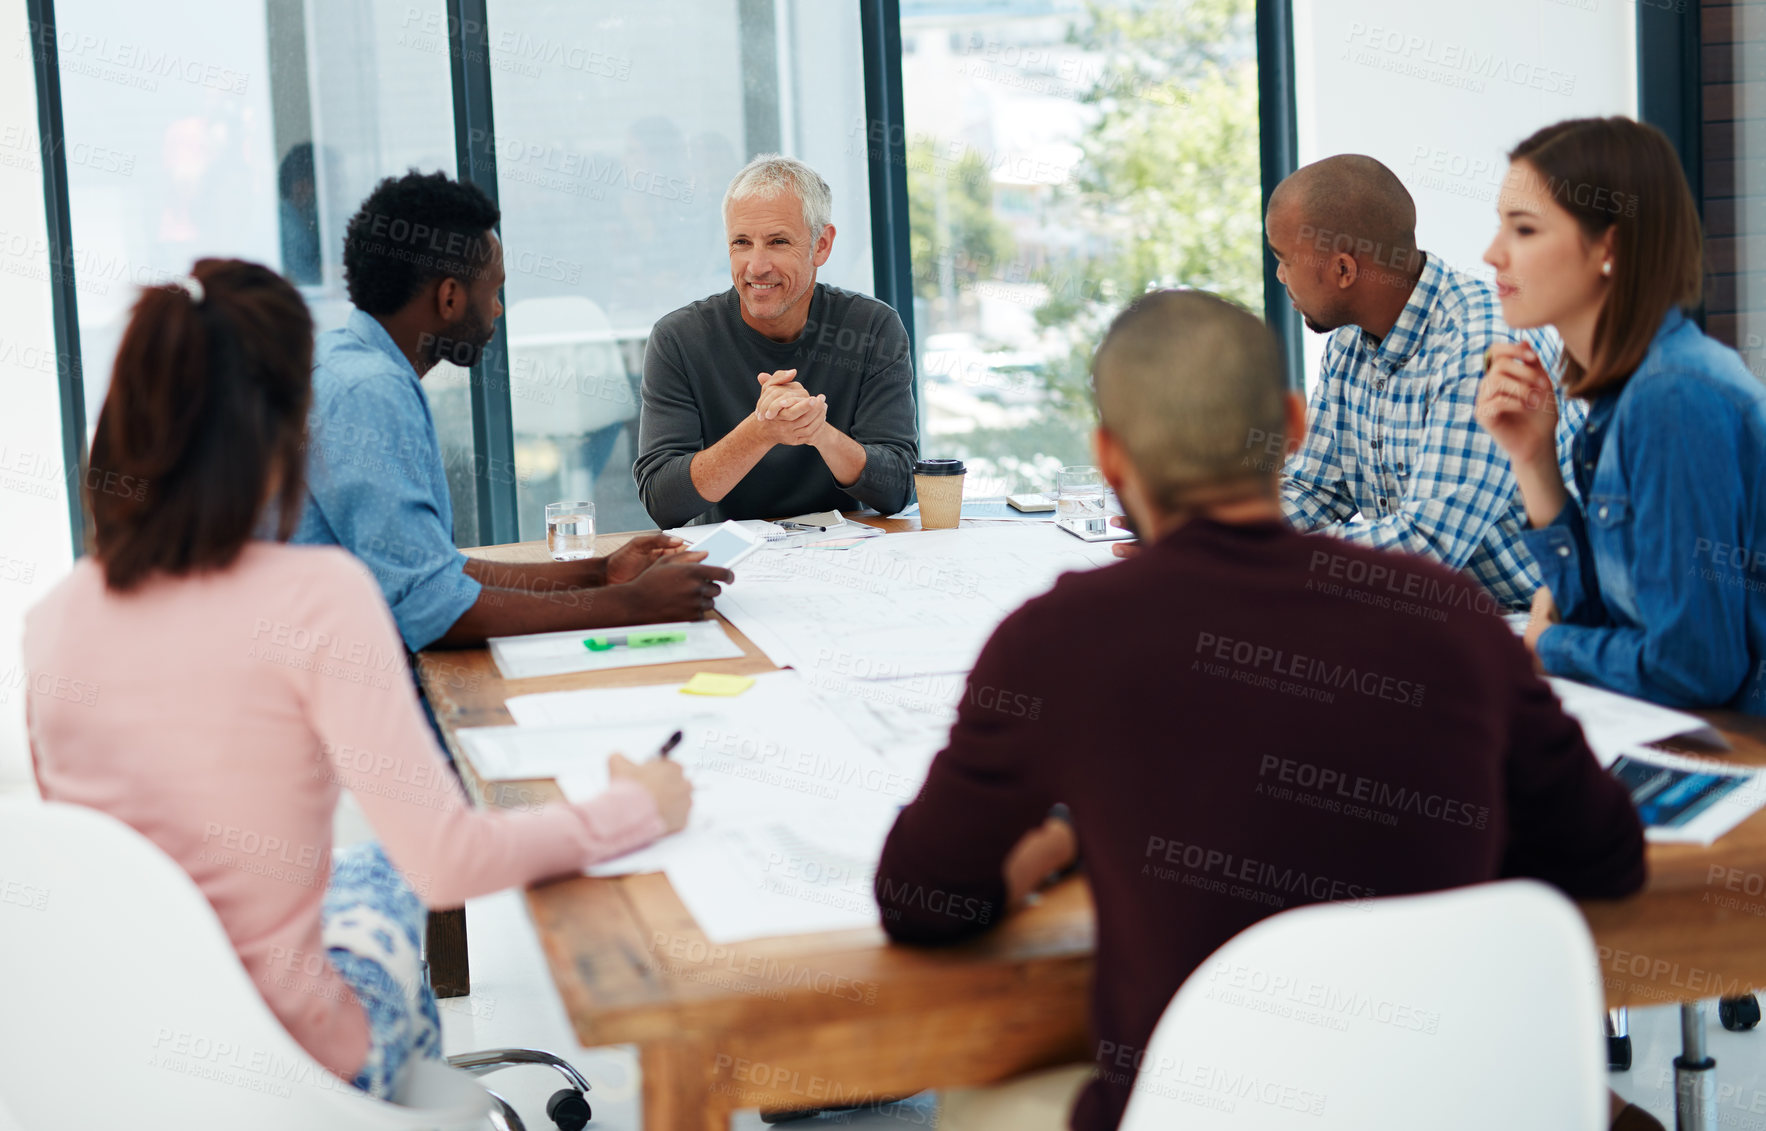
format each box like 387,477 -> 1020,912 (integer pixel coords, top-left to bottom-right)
1057,516 -> 1137,543
692,521 -> 766,569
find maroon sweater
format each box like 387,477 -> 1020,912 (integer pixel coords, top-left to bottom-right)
874,518 -> 1645,1131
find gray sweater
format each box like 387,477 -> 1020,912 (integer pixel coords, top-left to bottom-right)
634,284 -> 919,528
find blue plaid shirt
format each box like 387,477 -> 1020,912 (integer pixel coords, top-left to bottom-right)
1281,253 -> 1585,610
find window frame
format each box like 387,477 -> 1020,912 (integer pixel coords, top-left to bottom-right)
24,0 -> 88,559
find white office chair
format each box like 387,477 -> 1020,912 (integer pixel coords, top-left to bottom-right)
506,295 -> 640,513
0,800 -> 581,1131
1117,880 -> 1608,1131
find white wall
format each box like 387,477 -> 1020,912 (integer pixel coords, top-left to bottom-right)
1292,0 -> 1637,378
0,0 -> 75,796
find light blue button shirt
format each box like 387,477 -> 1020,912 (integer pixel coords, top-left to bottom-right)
291,309 -> 481,651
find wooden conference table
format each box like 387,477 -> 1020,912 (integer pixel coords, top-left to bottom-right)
416,516 -> 1766,1131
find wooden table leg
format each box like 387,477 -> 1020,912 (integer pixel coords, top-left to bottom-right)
426,907 -> 470,999
642,1038 -> 729,1131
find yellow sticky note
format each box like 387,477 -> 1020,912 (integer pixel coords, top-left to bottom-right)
681,672 -> 756,697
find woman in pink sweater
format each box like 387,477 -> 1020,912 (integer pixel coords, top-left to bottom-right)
24,259 -> 690,1097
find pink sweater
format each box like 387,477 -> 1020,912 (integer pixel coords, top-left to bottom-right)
24,542 -> 665,1082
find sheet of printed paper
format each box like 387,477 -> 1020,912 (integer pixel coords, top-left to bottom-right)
456,720 -> 708,782
1546,678 -> 1720,766
510,671 -> 921,877
660,801 -> 904,943
716,526 -> 1118,678
666,520 -> 787,544
556,769 -> 784,878
801,667 -> 966,784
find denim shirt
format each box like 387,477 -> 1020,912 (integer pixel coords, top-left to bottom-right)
1523,308 -> 1766,713
290,309 -> 481,651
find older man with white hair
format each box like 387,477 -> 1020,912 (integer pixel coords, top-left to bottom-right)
634,154 -> 918,527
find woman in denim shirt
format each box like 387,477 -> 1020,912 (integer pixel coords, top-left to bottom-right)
1478,117 -> 1766,714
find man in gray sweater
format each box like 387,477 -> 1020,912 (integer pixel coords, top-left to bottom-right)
634,155 -> 919,528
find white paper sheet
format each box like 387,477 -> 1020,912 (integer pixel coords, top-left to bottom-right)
799,667 -> 966,783
661,802 -> 902,943
714,525 -> 1117,677
667,520 -> 787,545
456,720 -> 707,781
486,620 -> 743,681
507,671 -> 921,878
556,768 -> 774,877
510,672 -> 916,802
1546,677 -> 1721,766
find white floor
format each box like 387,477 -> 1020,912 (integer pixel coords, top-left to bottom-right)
1610,1001 -> 1766,1129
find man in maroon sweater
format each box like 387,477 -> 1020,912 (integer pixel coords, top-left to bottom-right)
873,290 -> 1646,1131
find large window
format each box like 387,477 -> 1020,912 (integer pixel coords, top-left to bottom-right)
485,0 -> 876,539
274,0 -> 476,538
51,0 -> 476,539
901,0 -> 1262,495
18,0 -> 1673,575
52,0 -> 281,428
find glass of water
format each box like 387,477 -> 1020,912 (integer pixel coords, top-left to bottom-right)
545,500 -> 596,561
1057,465 -> 1108,535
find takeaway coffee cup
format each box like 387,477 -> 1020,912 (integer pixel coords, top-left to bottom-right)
913,458 -> 966,530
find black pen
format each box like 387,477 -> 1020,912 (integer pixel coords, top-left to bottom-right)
657,730 -> 684,759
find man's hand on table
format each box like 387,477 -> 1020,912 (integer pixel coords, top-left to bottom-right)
1004,814 -> 1079,903
1109,515 -> 1140,560
612,560 -> 735,621
609,752 -> 693,833
603,533 -> 697,585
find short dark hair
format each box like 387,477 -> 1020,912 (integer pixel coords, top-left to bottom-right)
1509,118 -> 1703,398
88,259 -> 313,591
342,170 -> 500,315
1092,290 -> 1288,511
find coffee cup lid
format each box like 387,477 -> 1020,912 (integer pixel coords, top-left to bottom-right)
913,458 -> 966,476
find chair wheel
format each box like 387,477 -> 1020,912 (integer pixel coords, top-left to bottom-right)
1608,1033 -> 1632,1072
546,1087 -> 592,1131
1720,994 -> 1761,1031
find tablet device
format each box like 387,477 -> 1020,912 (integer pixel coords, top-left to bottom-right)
693,520 -> 767,569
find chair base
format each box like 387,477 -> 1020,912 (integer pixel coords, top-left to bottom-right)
1720,994 -> 1761,1032
446,1047 -> 592,1130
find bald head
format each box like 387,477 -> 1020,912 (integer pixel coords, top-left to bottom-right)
1092,290 -> 1288,513
1266,155 -> 1423,334
1270,155 -> 1418,263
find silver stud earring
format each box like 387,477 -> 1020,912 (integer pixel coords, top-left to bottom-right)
1601,261 -> 1613,277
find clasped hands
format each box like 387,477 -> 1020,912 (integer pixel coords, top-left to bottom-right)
750,368 -> 828,447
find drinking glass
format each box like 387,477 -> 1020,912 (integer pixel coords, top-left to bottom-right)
1056,466 -> 1108,534
545,500 -> 596,561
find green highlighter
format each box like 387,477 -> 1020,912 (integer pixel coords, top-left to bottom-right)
583,630 -> 689,653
